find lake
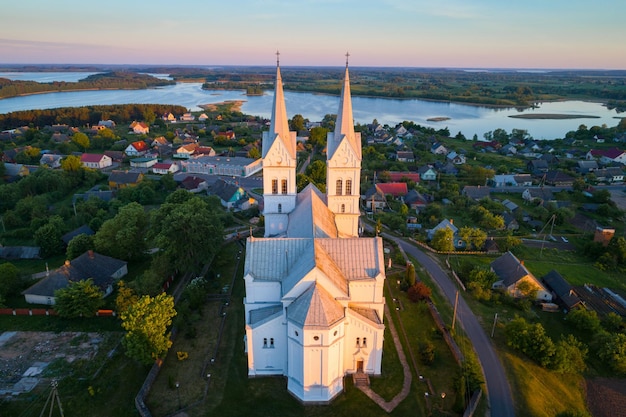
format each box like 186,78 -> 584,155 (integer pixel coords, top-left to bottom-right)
0,72 -> 622,140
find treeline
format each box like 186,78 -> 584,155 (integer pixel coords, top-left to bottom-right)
0,71 -> 174,100
0,103 -> 188,130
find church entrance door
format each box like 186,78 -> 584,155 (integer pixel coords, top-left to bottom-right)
356,360 -> 364,373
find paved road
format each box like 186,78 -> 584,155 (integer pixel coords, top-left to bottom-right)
385,234 -> 515,417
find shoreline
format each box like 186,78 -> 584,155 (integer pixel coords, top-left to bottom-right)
508,113 -> 601,120
198,100 -> 247,112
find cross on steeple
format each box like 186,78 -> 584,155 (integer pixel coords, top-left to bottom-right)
345,51 -> 350,68
276,50 -> 280,67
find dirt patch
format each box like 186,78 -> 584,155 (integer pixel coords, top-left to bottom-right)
586,378 -> 626,417
0,331 -> 105,394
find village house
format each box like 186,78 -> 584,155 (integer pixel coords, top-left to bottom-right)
129,121 -> 150,135
179,176 -> 208,193
208,178 -> 249,209
396,150 -> 415,162
104,150 -> 125,163
80,153 -> 113,169
586,148 -> 626,165
417,165 -> 437,181
125,140 -> 149,157
388,171 -> 420,183
108,170 -> 144,189
462,185 -> 491,201
152,162 -> 179,175
181,155 -> 262,178
543,171 -> 575,187
577,160 -> 599,173
21,250 -> 127,305
374,182 -> 408,198
427,219 -> 464,249
39,154 -> 63,169
446,151 -> 466,165
522,188 -> 555,205
430,142 -> 448,155
542,270 -> 582,311
404,189 -> 429,212
363,186 -> 387,211
130,156 -> 158,169
595,167 -> 625,183
490,251 -> 552,301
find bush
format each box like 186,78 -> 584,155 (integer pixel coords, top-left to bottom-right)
419,341 -> 435,364
407,282 -> 432,302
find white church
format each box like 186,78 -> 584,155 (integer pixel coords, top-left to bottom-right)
243,56 -> 387,403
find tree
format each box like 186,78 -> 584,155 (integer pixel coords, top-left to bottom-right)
551,334 -> 587,374
72,131 -> 90,151
34,218 -> 65,257
430,227 -> 454,251
150,196 -> 224,274
0,263 -> 21,299
419,341 -> 435,364
94,202 -> 148,260
290,114 -> 306,132
66,233 -> 94,259
115,281 -> 139,314
408,282 -> 432,302
596,333 -> 626,374
309,126 -> 328,148
304,160 -> 327,192
121,293 -> 176,365
505,316 -> 555,367
54,279 -> 104,318
566,308 -> 601,334
61,154 -> 83,172
459,226 -> 487,250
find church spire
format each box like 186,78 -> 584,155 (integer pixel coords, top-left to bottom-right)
263,51 -> 293,158
328,52 -> 360,160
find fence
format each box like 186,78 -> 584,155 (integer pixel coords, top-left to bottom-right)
0,308 -> 116,316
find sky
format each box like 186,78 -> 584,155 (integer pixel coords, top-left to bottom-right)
1,0 -> 625,69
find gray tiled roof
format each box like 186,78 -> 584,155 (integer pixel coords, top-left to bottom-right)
490,251 -> 531,287
287,283 -> 344,328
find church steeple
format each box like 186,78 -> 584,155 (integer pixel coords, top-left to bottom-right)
326,53 -> 362,237
263,51 -> 295,159
262,52 -> 298,237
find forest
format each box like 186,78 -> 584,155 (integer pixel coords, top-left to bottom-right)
0,103 -> 188,130
0,71 -> 174,99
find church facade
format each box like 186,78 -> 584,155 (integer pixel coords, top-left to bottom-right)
243,58 -> 387,403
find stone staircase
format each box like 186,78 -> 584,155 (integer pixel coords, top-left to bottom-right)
352,372 -> 370,387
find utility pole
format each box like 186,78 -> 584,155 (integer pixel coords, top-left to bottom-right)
451,290 -> 459,331
491,313 -> 498,338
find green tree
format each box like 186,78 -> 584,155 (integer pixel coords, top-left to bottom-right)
567,308 -> 601,334
308,126 -> 328,148
304,159 -> 326,192
34,218 -> 65,257
430,227 -> 454,251
596,333 -> 626,374
121,293 -> 176,365
61,154 -> 83,172
72,132 -> 90,151
459,226 -> 487,250
115,281 -> 139,315
551,334 -> 587,374
94,202 -> 148,260
290,114 -> 306,132
0,263 -> 21,299
150,196 -> 224,274
66,234 -> 95,260
54,279 -> 104,318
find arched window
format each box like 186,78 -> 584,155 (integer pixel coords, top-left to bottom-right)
270,338 -> 274,348
278,204 -> 282,213
281,179 -> 288,194
363,337 -> 367,347
341,204 -> 345,213
336,179 -> 343,195
346,179 -> 352,195
271,179 -> 278,194
263,338 -> 267,348
356,337 -> 360,347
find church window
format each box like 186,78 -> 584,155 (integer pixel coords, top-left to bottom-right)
272,179 -> 278,194
346,179 -> 352,195
263,338 -> 267,348
336,179 -> 343,195
270,338 -> 274,348
356,337 -> 360,347
363,337 -> 367,347
313,336 -> 319,341
281,179 -> 288,194
341,204 -> 345,213
295,331 -> 299,336
334,331 -> 338,336
278,204 -> 282,213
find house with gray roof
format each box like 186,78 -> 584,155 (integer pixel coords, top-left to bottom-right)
22,251 -> 127,305
542,270 -> 582,311
490,251 -> 551,301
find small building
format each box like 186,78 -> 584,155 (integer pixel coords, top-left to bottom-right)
125,141 -> 149,157
130,157 -> 158,169
490,251 -> 552,301
179,176 -> 208,193
108,170 -> 144,189
208,179 -> 248,209
396,150 -> 415,162
430,142 -> 447,155
522,188 -> 555,205
129,121 -> 150,135
81,153 -> 112,169
542,270 -> 582,311
181,156 -> 263,178
594,226 -> 615,247
61,225 -> 95,246
462,186 -> 491,201
388,171 -> 420,183
40,154 -> 63,168
544,171 -> 575,187
21,250 -> 127,305
527,159 -> 549,174
427,219 -> 463,249
375,182 -> 408,198
152,162 -> 179,175
104,150 -> 125,163
417,165 -> 437,181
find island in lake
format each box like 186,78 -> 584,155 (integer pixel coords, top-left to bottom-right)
509,113 -> 600,119
427,116 -> 451,122
199,100 -> 246,112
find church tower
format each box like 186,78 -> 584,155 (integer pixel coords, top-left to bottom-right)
262,53 -> 298,237
326,54 -> 362,237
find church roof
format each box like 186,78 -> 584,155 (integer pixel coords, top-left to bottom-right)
327,65 -> 362,161
249,304 -> 283,327
286,184 -> 338,238
287,283 -> 345,328
349,306 -> 382,325
262,65 -> 296,160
